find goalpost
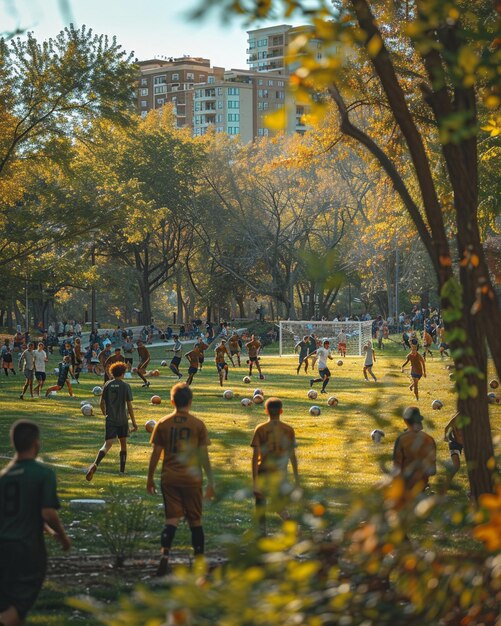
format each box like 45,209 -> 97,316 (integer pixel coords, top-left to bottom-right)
278,320 -> 374,357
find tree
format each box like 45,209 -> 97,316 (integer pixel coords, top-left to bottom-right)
199,0 -> 500,497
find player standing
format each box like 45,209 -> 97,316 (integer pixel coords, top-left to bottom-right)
167,334 -> 183,379
401,344 -> 426,401
136,340 -> 151,388
309,339 -> 334,393
18,343 -> 35,400
337,330 -> 347,358
246,334 -> 264,380
33,342 -> 48,396
443,411 -> 464,485
146,383 -> 215,575
196,337 -> 209,371
86,362 -> 137,481
215,338 -> 234,386
294,336 -> 310,374
0,421 -> 71,626
122,336 -> 134,373
251,397 -> 299,536
104,348 -> 125,383
228,331 -> 241,367
363,340 -> 377,382
422,328 -> 433,360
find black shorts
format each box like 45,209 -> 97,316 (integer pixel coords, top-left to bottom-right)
105,422 -> 129,440
230,350 -> 240,356
0,541 -> 45,620
35,371 -> 46,381
124,357 -> 133,364
188,366 -> 198,375
249,356 -> 258,363
319,367 -> 331,378
199,356 -> 205,364
448,438 -> 463,456
171,356 -> 181,366
217,362 -> 227,371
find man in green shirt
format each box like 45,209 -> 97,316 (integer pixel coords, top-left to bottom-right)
86,362 -> 137,481
0,420 -> 71,626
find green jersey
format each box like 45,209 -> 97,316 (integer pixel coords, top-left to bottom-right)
102,378 -> 133,426
0,459 -> 59,568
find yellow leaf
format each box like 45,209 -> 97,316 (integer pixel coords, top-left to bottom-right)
265,107 -> 287,131
367,34 -> 383,58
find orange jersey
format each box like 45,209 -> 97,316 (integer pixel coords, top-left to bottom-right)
186,350 -> 200,367
393,429 -> 436,491
137,345 -> 150,363
151,410 -> 210,486
215,345 -> 229,363
246,340 -> 261,358
406,351 -> 425,375
251,420 -> 296,474
229,337 -> 240,352
197,342 -> 208,355
423,331 -> 432,346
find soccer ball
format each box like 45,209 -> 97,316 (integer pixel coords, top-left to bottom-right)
81,404 -> 93,417
253,388 -> 264,398
161,360 -> 167,367
145,419 -> 156,433
309,405 -> 321,417
371,429 -> 385,443
80,400 -> 92,407
432,399 -> 444,410
53,368 -> 59,375
307,389 -> 318,400
243,376 -> 251,384
47,390 -> 57,397
241,398 -> 253,407
337,360 -> 343,366
490,379 -> 499,389
151,395 -> 162,405
327,396 -> 339,407
92,386 -> 102,396
151,369 -> 160,377
487,392 -> 497,404
223,389 -> 234,400
253,393 -> 264,404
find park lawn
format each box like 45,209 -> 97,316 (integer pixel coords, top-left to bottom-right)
0,339 -> 499,625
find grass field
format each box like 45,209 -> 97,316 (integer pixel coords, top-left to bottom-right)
1,338 -> 500,624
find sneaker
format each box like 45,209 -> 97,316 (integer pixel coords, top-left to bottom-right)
320,389 -> 327,394
86,464 -> 97,482
259,374 -> 264,380
156,556 -> 169,577
178,374 -> 182,379
19,394 -> 24,400
309,379 -> 314,388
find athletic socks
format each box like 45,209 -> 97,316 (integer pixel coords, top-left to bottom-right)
191,526 -> 205,555
119,451 -> 127,473
161,524 -> 177,552
94,449 -> 107,466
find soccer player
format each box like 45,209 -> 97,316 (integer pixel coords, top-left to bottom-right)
86,362 -> 137,481
73,338 -> 83,381
294,336 -> 310,374
196,337 -> 209,371
438,326 -> 450,358
146,383 -> 215,576
393,406 -> 436,497
122,336 -> 134,373
443,411 -> 463,484
185,345 -> 203,386
228,331 -> 241,367
0,420 -> 71,626
308,335 -> 319,370
2,345 -> 15,376
401,344 -> 426,401
215,338 -> 234,386
104,348 -> 125,383
18,343 -> 36,400
167,334 -> 183,379
363,340 -> 377,382
136,340 -> 151,388
45,355 -> 74,397
309,339 -> 334,393
422,328 -> 433,360
33,342 -> 48,396
246,334 -> 264,379
251,397 -> 299,536
337,330 -> 347,358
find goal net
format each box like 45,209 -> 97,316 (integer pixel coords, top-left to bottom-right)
278,320 -> 374,357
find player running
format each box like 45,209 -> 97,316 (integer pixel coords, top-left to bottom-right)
422,328 -> 433,360
401,344 -> 426,401
195,337 -> 209,371
443,411 -> 464,486
18,342 -> 35,400
147,383 -> 215,576
0,420 -> 71,626
33,342 -> 48,396
363,340 -> 377,382
86,362 -> 137,481
215,338 -> 235,386
136,340 -> 151,387
251,397 -> 299,536
228,331 -> 242,367
45,355 -> 74,397
167,334 -> 183,379
294,336 -> 310,374
309,339 -> 334,393
185,344 -> 203,386
246,334 -> 264,380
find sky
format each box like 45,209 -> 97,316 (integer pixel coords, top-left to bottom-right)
0,0 -> 304,70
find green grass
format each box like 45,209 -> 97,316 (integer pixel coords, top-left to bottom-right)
1,339 -> 499,624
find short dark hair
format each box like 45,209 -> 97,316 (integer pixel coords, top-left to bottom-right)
265,397 -> 282,417
110,362 -> 127,378
11,420 -> 40,452
171,382 -> 193,408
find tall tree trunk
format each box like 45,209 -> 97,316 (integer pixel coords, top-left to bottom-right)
236,296 -> 246,319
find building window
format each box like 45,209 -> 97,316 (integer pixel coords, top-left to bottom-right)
199,75 -> 206,82
208,76 -> 215,84
218,101 -> 224,109
217,87 -> 223,96
228,127 -> 239,135
141,100 -> 148,108
157,98 -> 165,106
258,79 -> 264,85
195,102 -> 201,111
228,113 -> 240,122
248,39 -> 256,49
140,110 -> 148,118
263,102 -> 269,110
141,78 -> 148,86
228,100 -> 240,109
204,88 -> 215,97
258,102 -> 263,110
228,87 -> 240,95
195,115 -> 201,124
140,88 -> 148,96
258,128 -> 269,136
278,81 -> 285,87
268,80 -> 274,86
258,89 -> 269,98
154,76 -> 166,85
187,72 -> 194,81
154,85 -> 167,94
258,38 -> 267,47
172,73 -> 179,81
216,113 -> 223,123
276,91 -> 285,99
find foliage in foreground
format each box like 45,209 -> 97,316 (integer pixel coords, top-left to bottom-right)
74,477 -> 501,626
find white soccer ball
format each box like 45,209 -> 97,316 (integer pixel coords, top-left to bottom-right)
53,368 -> 59,375
241,397 -> 253,407
253,388 -> 264,398
371,429 -> 385,443
160,360 -> 167,367
327,396 -> 339,407
145,419 -> 156,433
431,399 -> 443,410
223,389 -> 234,400
307,389 -> 318,400
253,393 -> 264,404
81,404 -> 93,416
337,360 -> 343,366
309,405 -> 321,417
92,386 -> 102,396
243,376 -> 251,384
80,400 -> 92,407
